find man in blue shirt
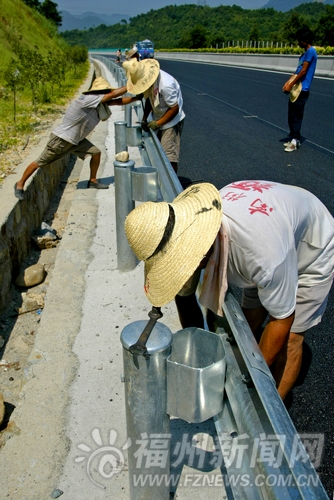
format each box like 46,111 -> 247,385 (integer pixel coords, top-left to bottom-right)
282,29 -> 317,152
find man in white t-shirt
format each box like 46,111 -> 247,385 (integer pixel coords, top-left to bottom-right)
123,58 -> 185,173
124,181 -> 334,401
14,77 -> 138,200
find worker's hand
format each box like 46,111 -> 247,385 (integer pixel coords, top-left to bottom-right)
148,120 -> 159,131
136,93 -> 144,100
282,82 -> 292,93
140,120 -> 149,132
282,76 -> 295,94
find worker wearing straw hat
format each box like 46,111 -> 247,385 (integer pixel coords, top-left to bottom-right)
125,181 -> 334,401
122,58 -> 185,173
14,77 -> 139,200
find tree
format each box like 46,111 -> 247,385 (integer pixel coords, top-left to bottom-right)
23,0 -> 40,8
4,59 -> 24,123
209,30 -> 225,48
249,24 -> 260,43
282,12 -> 310,45
187,25 -> 207,49
315,5 -> 334,46
39,0 -> 62,27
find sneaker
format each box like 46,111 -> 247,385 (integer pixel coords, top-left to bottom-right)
284,140 -> 300,147
14,182 -> 25,200
284,141 -> 300,152
87,180 -> 109,189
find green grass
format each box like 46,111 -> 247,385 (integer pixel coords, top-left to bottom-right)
0,61 -> 89,178
0,0 -> 90,181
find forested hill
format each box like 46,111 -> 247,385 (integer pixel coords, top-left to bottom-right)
60,2 -> 334,49
263,0 -> 334,11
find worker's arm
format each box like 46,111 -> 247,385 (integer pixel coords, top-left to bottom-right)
282,61 -> 310,93
101,85 -> 127,103
142,98 -> 153,122
242,305 -> 269,342
106,96 -> 140,106
147,104 -> 179,131
258,313 -> 295,366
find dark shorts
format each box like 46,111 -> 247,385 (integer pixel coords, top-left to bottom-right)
36,134 -> 100,168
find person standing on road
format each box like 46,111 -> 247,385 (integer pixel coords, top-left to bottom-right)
116,49 -> 122,64
14,77 -> 138,200
282,29 -> 317,152
122,58 -> 185,174
124,181 -> 334,401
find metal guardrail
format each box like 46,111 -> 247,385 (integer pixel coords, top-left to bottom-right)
90,54 -> 329,499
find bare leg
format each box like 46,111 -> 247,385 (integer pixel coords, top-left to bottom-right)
89,152 -> 101,182
16,161 -> 40,190
271,332 -> 304,400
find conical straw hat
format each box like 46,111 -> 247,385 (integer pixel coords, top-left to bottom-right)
125,183 -> 222,306
83,76 -> 115,94
122,58 -> 160,94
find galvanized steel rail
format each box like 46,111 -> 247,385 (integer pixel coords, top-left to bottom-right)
90,54 -> 329,499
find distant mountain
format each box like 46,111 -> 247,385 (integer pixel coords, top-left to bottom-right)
262,0 -> 334,12
59,11 -> 130,32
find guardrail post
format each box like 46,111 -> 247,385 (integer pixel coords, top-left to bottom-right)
114,120 -> 131,271
114,159 -> 136,271
121,320 -> 173,500
124,103 -> 132,127
114,121 -> 128,153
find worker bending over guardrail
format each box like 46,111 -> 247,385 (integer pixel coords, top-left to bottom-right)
124,181 -> 334,401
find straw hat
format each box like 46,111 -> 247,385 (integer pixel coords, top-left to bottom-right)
83,76 -> 115,94
124,183 -> 223,306
122,58 -> 160,94
290,81 -> 302,102
126,47 -> 138,60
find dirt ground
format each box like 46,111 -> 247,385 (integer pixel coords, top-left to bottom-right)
0,154 -> 82,440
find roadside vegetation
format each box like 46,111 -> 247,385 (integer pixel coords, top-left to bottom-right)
61,2 -> 334,52
0,0 -> 89,183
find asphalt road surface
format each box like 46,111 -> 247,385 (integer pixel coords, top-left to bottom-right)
158,59 -> 334,498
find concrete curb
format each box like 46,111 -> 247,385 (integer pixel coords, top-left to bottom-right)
156,52 -> 334,78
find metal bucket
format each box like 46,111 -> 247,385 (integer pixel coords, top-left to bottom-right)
167,328 -> 226,423
127,125 -> 142,147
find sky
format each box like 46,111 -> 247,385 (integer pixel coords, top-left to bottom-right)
54,0 -> 267,17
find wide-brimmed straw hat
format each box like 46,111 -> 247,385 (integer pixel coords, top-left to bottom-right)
124,183 -> 223,307
83,76 -> 115,94
126,47 -> 138,60
122,58 -> 160,94
290,81 -> 302,102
